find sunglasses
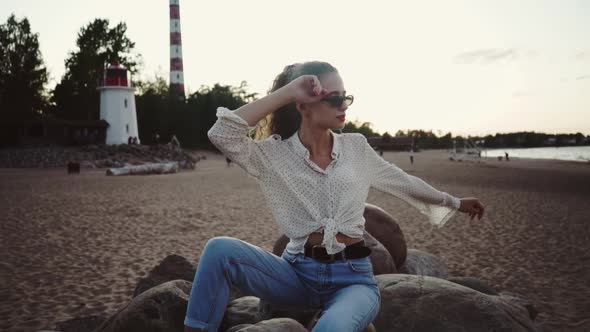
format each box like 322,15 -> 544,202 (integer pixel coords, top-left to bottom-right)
320,95 -> 354,108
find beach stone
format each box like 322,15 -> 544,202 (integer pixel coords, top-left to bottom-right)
272,232 -> 395,276
220,296 -> 263,332
226,324 -> 253,332
447,276 -> 499,295
306,310 -> 377,332
362,230 -> 397,275
94,280 -> 190,332
499,291 -> 539,320
374,274 -> 540,332
399,249 -> 449,278
53,315 -> 106,332
363,203 -> 407,269
133,254 -> 246,301
257,300 -> 318,328
133,254 -> 194,298
229,318 -> 308,331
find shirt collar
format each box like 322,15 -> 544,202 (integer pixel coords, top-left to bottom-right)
287,130 -> 341,160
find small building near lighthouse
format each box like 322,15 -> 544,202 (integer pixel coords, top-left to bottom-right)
98,61 -> 139,145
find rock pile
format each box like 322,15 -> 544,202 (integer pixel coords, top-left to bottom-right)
41,204 -> 542,332
0,144 -> 199,169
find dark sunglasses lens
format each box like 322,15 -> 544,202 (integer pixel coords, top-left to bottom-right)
323,95 -> 353,108
344,95 -> 354,107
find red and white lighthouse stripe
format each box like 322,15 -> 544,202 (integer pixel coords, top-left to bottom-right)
169,0 -> 185,95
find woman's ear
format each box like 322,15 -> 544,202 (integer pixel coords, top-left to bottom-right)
295,102 -> 309,117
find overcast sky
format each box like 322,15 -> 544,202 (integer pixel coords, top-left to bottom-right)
2,0 -> 590,136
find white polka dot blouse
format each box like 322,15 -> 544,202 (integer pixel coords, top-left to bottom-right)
208,107 -> 461,255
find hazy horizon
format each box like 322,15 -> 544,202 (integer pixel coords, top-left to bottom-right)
2,0 -> 589,136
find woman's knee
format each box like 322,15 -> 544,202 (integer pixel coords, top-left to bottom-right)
202,236 -> 241,259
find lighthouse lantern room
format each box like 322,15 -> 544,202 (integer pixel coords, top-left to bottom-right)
98,61 -> 139,145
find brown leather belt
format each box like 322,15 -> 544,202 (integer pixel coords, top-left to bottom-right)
303,240 -> 371,263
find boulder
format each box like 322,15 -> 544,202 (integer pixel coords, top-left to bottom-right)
272,232 -> 396,276
363,203 -> 407,269
306,310 -> 377,332
447,276 -> 499,295
499,291 -> 539,320
399,249 -> 449,278
362,231 -> 397,275
373,274 -> 540,332
52,315 -> 106,332
257,300 -> 318,328
229,318 -> 308,332
133,254 -> 245,301
220,296 -> 262,332
94,280 -> 190,332
133,254 -> 195,298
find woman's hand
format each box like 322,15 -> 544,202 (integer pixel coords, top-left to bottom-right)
458,198 -> 485,221
285,75 -> 329,104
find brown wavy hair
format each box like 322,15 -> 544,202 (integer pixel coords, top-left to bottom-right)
254,61 -> 338,140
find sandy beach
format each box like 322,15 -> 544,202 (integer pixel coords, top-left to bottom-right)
1,149 -> 589,332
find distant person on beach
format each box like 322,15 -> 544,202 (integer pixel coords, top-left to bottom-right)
505,152 -> 510,161
409,148 -> 414,164
184,61 -> 486,332
170,134 -> 181,148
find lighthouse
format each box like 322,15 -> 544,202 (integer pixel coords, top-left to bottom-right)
169,0 -> 185,96
98,61 -> 139,145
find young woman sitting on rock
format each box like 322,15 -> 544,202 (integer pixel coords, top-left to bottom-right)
184,61 -> 485,332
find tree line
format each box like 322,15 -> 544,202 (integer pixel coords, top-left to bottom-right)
1,14 -> 588,150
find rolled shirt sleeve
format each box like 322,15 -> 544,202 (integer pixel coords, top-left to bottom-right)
207,107 -> 271,179
362,136 -> 460,227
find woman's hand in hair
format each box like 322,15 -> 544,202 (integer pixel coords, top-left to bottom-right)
285,75 -> 329,104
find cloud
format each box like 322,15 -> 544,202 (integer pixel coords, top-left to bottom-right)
511,91 -> 534,98
454,48 -> 519,64
575,51 -> 590,61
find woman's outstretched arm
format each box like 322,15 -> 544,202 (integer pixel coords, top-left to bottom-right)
360,135 -> 484,226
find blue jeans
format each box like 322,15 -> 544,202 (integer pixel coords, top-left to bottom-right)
184,236 -> 381,332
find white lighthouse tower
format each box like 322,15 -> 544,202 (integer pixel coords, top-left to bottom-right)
169,0 -> 185,96
98,61 -> 139,145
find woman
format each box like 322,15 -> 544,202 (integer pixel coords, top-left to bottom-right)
184,61 -> 485,332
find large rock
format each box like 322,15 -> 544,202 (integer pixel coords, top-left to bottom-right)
228,318 -> 308,332
133,254 -> 245,301
362,230 -> 397,275
257,300 -> 318,328
363,203 -> 407,269
499,291 -> 539,321
306,310 -> 377,332
398,248 -> 449,278
220,296 -> 263,332
53,315 -> 106,332
447,276 -> 499,295
94,280 -> 191,332
373,274 -> 540,332
272,232 -> 396,276
133,254 -> 195,298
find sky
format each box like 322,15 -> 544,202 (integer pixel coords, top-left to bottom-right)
2,0 -> 590,137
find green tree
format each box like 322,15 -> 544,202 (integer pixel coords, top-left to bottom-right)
342,120 -> 379,137
0,14 -> 48,121
51,18 -> 140,121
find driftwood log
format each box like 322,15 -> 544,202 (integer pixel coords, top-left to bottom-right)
106,162 -> 179,176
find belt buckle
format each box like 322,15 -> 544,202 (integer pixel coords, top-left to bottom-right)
312,245 -> 335,263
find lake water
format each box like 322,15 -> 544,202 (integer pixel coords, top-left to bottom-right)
484,146 -> 590,163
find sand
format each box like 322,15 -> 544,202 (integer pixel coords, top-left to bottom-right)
1,149 -> 589,332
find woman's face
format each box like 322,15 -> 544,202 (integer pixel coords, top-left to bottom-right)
299,72 -> 351,130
